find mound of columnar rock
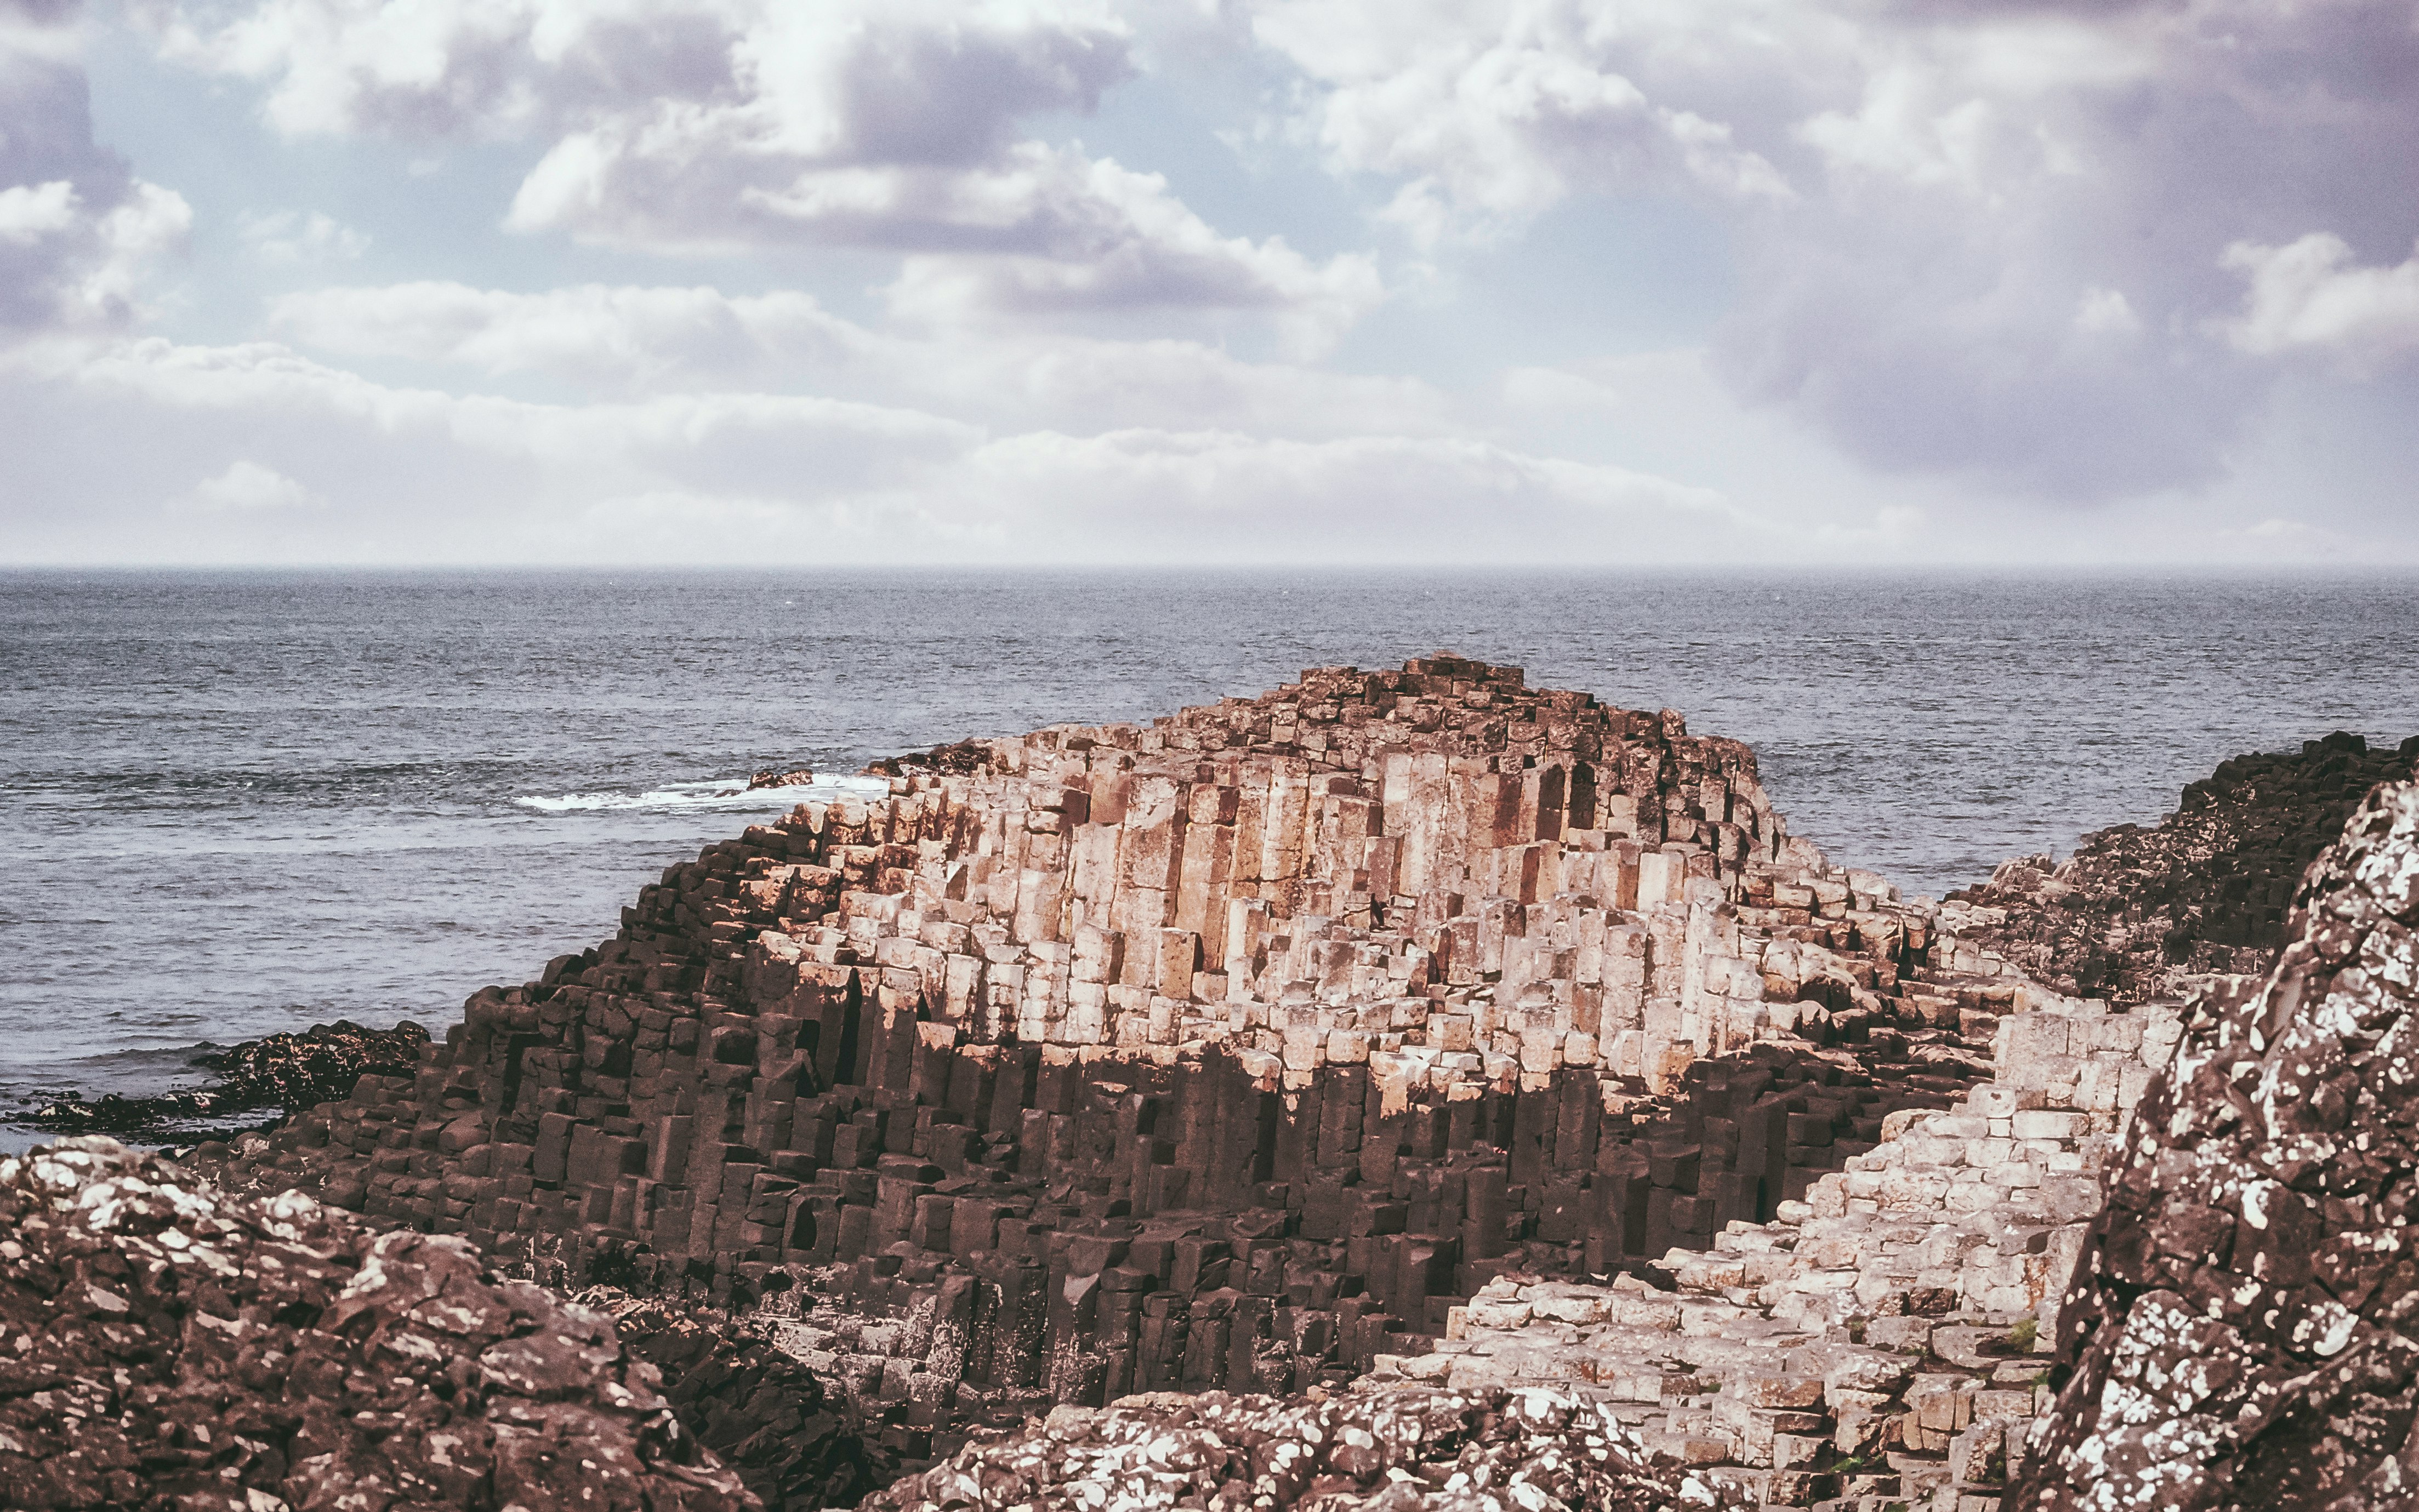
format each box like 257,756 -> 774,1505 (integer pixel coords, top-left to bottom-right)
862,1383 -> 1747,1512
1948,732 -> 2416,1006
2007,781 -> 2419,1510
29,1019 -> 431,1138
0,1137 -> 754,1511
189,660 -> 2029,1456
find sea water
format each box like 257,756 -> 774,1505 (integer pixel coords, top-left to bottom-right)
5,568 -> 2416,1148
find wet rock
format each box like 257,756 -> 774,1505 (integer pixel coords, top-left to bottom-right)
2007,780 -> 2419,1510
0,1136 -> 756,1511
861,1383 -> 1748,1511
27,1019 -> 429,1139
1948,733 -> 2416,1006
750,768 -> 821,791
862,739 -> 995,779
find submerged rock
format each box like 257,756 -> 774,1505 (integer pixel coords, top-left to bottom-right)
26,1018 -> 430,1140
862,1383 -> 1745,1512
1949,732 -> 2417,1005
2008,780 -> 2419,1509
0,1137 -> 756,1511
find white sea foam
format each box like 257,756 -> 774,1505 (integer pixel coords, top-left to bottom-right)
514,774 -> 892,815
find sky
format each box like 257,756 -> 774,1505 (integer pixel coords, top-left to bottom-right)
2,0 -> 2416,567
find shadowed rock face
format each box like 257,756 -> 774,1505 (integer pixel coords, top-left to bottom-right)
594,1291 -> 889,1511
0,1138 -> 756,1512
1949,733 -> 2417,1006
2008,781 -> 2419,1510
860,1384 -> 1748,1512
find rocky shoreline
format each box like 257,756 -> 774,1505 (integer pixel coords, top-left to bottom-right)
24,1019 -> 432,1142
10,658 -> 2414,1511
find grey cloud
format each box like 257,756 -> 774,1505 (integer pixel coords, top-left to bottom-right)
0,39 -> 146,330
812,20 -> 1132,167
1261,0 -> 2419,501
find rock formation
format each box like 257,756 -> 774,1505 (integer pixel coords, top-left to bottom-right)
1947,732 -> 2416,1006
189,658 -> 2047,1474
0,1136 -> 755,1511
861,1383 -> 1749,1512
2006,780 -> 2419,1510
27,1019 -> 431,1139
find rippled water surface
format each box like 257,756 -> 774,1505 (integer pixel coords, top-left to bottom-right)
6,568 -> 2416,1146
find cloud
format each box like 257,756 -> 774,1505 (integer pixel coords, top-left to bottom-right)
187,457 -> 317,509
152,0 -> 1379,341
0,14 -> 190,332
1,326 -> 1806,564
238,208 -> 369,265
0,179 -> 81,243
1249,0 -> 2419,501
2218,233 -> 2419,369
268,276 -> 1443,436
1250,0 -> 1789,246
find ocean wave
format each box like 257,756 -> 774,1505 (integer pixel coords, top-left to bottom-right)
514,774 -> 893,815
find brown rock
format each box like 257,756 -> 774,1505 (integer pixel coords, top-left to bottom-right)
0,1137 -> 758,1512
2008,781 -> 2419,1509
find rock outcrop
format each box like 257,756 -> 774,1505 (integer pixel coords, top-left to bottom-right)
27,1019 -> 431,1140
1947,732 -> 2416,1006
160,658 -> 2224,1494
0,1136 -> 755,1511
2007,780 -> 2419,1510
189,658 -> 2034,1476
861,1383 -> 1747,1512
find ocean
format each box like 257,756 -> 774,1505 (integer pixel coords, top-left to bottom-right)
5,568 -> 2416,1150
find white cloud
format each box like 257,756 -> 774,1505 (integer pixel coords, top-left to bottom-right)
239,208 -> 369,265
1250,0 -> 1789,245
268,276 -> 1444,436
1,328 -> 1812,564
0,179 -> 79,243
189,457 -> 317,510
153,0 -> 1380,341
2074,287 -> 2140,339
2218,233 -> 2419,369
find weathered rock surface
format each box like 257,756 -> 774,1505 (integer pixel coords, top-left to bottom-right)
0,1137 -> 755,1511
2007,780 -> 2419,1510
1948,732 -> 2417,1006
26,1019 -> 431,1140
861,1383 -> 1748,1512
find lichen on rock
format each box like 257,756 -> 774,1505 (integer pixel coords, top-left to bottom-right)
2008,780 -> 2419,1509
0,1136 -> 756,1511
860,1383 -> 1748,1512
